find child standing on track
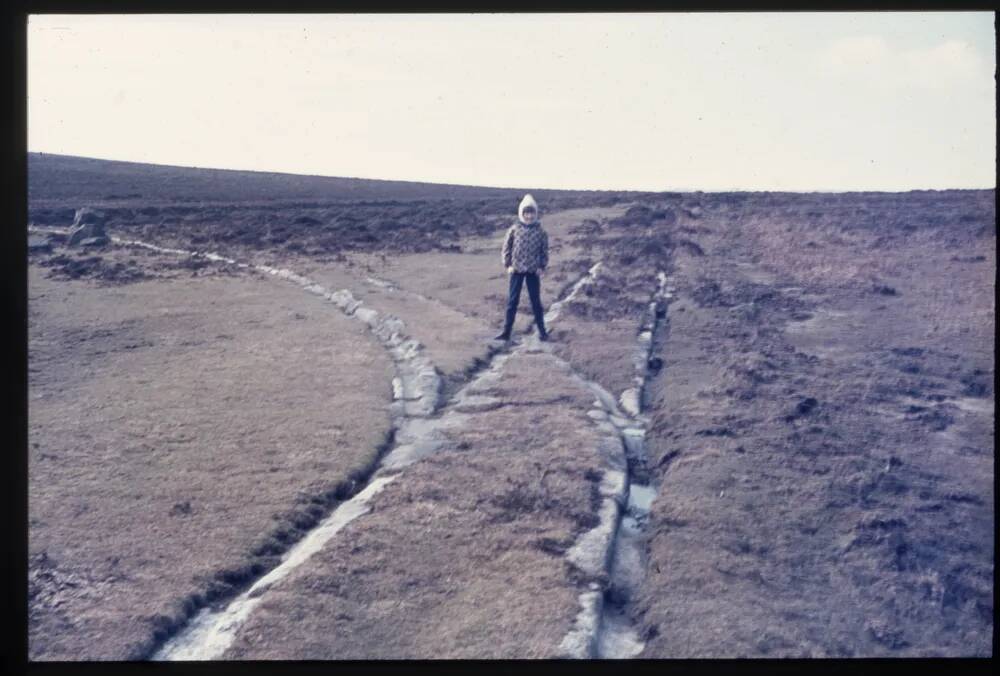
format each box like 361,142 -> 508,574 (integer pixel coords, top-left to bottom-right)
495,194 -> 550,342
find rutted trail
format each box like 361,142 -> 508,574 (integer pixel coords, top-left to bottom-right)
595,271 -> 672,658
28,221 -> 667,660
30,226 -> 615,660
209,258 -> 636,659
160,260 -> 610,659
554,269 -> 673,659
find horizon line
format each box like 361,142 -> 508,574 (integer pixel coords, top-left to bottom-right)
27,150 -> 998,195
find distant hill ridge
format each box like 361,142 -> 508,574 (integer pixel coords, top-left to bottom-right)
28,152 -> 993,217
28,152 -> 634,207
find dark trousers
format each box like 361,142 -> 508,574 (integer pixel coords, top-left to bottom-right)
503,271 -> 547,335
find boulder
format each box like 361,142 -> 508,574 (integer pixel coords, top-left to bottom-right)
67,208 -> 107,246
71,207 -> 105,228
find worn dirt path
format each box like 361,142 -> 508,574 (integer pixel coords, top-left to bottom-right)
217,259 -> 671,659
33,205 -> 652,660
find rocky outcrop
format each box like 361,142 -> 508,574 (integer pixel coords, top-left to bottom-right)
67,208 -> 109,247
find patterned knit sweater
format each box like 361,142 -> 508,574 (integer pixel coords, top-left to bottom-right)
502,221 -> 549,273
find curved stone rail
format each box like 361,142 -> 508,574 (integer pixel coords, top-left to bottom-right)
27,226 -> 444,658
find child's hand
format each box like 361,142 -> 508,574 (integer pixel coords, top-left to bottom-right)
537,268 -> 545,277
506,266 -> 514,274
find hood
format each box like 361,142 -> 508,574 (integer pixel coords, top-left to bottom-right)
518,194 -> 539,225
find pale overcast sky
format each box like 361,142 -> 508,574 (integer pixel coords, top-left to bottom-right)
28,12 -> 996,191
